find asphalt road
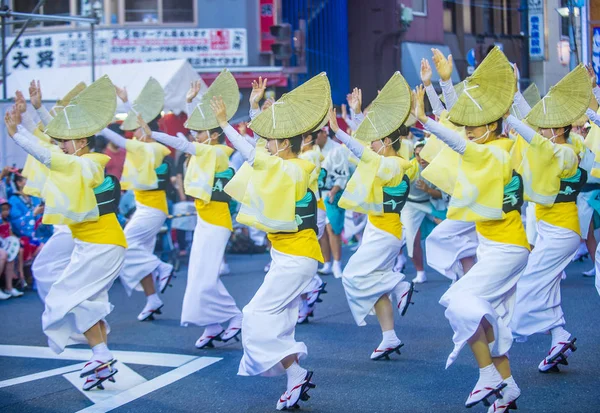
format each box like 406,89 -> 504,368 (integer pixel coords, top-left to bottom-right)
1,248 -> 599,412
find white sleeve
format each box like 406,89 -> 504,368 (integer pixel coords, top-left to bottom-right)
593,86 -> 600,106
101,127 -> 128,148
425,84 -> 445,116
440,80 -> 458,110
504,115 -> 536,144
36,106 -> 54,126
151,131 -> 197,155
512,91 -> 532,119
334,129 -> 364,159
13,126 -> 51,167
422,118 -> 466,154
587,108 -> 600,128
20,111 -> 38,133
222,124 -> 255,166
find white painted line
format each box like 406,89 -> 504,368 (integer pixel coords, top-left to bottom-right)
76,357 -> 222,413
64,363 -> 147,405
0,345 -> 196,367
0,362 -> 85,389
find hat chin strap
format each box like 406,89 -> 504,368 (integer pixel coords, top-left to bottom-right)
471,125 -> 490,143
549,128 -> 565,143
377,137 -> 400,154
274,140 -> 288,157
71,139 -> 85,156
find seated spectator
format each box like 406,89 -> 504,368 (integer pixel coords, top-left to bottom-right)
0,199 -> 24,298
8,172 -> 49,282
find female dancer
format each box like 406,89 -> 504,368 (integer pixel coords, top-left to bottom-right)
102,81 -> 174,321
212,73 -> 329,410
330,76 -> 415,361
509,65 -> 591,373
6,76 -> 126,391
414,47 -> 529,412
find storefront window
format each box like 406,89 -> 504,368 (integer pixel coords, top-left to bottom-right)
163,0 -> 194,23
125,0 -> 159,23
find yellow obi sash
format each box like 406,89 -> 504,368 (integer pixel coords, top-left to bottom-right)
43,152 -> 109,225
121,140 -> 171,190
185,143 -> 233,204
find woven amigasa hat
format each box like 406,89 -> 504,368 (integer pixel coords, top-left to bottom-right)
354,71 -> 411,142
439,82 -> 465,104
249,72 -> 331,139
52,82 -> 86,116
525,64 -> 592,129
121,77 -> 165,131
511,82 -> 541,119
45,75 -> 116,140
448,47 -> 515,127
185,69 -> 239,131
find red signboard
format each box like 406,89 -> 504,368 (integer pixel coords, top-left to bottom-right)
259,0 -> 276,53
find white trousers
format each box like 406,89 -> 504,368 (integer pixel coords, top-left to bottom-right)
42,240 -> 125,353
401,201 -> 433,257
181,214 -> 241,327
238,248 -> 317,377
119,202 -> 169,295
342,222 -> 405,326
525,202 -> 538,246
426,219 -> 478,281
32,225 -> 74,302
440,236 -> 529,368
511,221 -> 580,339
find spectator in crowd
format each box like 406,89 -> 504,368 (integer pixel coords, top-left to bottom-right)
0,198 -> 24,299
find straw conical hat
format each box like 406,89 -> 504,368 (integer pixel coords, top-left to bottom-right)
448,47 -> 515,126
439,82 -> 465,105
354,72 -> 411,142
121,77 -> 165,131
45,75 -> 116,140
404,113 -> 417,128
522,83 -> 541,107
525,64 -> 592,128
249,72 -> 331,139
311,108 -> 331,133
56,82 -> 86,109
185,69 -> 239,131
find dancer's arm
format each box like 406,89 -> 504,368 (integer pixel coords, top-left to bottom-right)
328,108 -> 364,159
151,131 -> 197,155
421,58 -> 445,116
212,98 -> 255,165
504,115 -> 537,144
101,127 -> 128,149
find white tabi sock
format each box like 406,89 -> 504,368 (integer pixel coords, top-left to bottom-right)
285,361 -> 307,393
477,364 -> 503,387
91,343 -> 112,361
550,326 -> 571,347
146,293 -> 162,308
203,323 -> 223,337
381,329 -> 400,345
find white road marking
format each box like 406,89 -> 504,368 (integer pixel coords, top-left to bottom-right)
0,345 -> 197,367
64,363 -> 147,405
76,357 -> 222,413
1,345 -> 222,412
0,362 -> 85,388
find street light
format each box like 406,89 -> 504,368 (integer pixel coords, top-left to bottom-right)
555,7 -> 579,18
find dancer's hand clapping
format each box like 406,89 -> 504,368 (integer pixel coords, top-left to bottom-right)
412,85 -> 427,124
15,91 -> 27,114
347,87 -> 362,114
186,80 -> 202,103
210,96 -> 228,127
250,77 -> 268,109
29,80 -> 42,109
420,59 -> 433,87
115,85 -> 128,103
5,106 -> 20,137
328,107 -> 339,133
431,49 -> 453,82
136,114 -> 152,139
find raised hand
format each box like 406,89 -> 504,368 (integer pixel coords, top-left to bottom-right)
431,49 -> 453,82
29,80 -> 42,109
186,80 -> 202,103
115,85 -> 128,103
348,87 -> 362,114
420,58 -> 433,86
210,96 -> 228,126
328,107 -> 339,133
5,106 -> 20,137
341,103 -> 348,120
261,97 -> 275,112
412,85 -> 427,124
136,114 -> 151,138
15,91 -> 27,114
250,76 -> 268,109
587,64 -> 597,86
